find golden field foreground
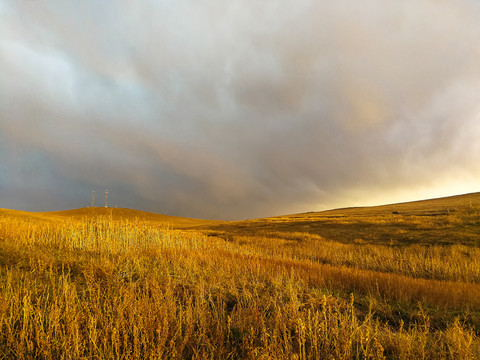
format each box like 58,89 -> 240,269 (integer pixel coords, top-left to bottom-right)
1,193 -> 480,359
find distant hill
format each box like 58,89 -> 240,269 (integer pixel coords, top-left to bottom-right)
199,192 -> 480,246
46,207 -> 224,228
2,191 -> 479,230
297,191 -> 480,218
0,207 -> 222,229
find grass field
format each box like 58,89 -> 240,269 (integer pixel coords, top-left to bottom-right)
1,193 -> 480,359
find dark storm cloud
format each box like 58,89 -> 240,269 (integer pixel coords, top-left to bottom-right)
2,0 -> 480,219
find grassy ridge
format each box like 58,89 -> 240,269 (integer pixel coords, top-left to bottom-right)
204,192 -> 480,246
1,193 -> 480,359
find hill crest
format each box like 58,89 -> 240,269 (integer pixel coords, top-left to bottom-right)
2,191 -> 479,223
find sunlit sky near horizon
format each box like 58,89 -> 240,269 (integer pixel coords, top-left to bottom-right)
2,0 -> 480,220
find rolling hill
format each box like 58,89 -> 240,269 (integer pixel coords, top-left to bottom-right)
197,191 -> 480,246
45,207 -> 223,228
0,206 -> 223,229
3,192 -> 480,245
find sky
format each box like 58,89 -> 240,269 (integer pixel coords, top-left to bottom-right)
1,0 -> 480,220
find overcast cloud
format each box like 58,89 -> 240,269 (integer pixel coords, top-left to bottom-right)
1,0 -> 480,219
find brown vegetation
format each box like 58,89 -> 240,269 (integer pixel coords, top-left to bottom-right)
0,193 -> 480,359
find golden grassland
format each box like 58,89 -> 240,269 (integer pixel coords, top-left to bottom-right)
1,193 -> 480,359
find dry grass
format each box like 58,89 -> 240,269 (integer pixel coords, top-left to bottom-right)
1,193 -> 480,359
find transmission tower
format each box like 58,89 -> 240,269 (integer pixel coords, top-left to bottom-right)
105,189 -> 109,208
91,191 -> 95,207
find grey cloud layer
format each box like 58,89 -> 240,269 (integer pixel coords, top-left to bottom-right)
1,0 -> 480,219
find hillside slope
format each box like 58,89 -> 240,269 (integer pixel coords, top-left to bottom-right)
201,192 -> 480,246
0,207 -> 223,229
2,191 -> 479,240
46,207 -> 222,228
